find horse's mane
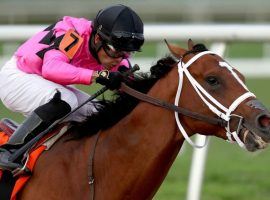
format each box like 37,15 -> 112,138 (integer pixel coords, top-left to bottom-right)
70,56 -> 177,137
70,43 -> 208,138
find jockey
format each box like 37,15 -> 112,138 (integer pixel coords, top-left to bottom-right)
0,4 -> 144,170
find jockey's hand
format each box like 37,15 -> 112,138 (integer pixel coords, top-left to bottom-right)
118,65 -> 129,73
95,70 -> 123,90
118,66 -> 134,83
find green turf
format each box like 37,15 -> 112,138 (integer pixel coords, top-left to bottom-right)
155,137 -> 270,200
226,42 -> 263,58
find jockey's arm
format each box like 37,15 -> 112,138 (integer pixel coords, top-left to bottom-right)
42,49 -> 94,85
42,49 -> 131,85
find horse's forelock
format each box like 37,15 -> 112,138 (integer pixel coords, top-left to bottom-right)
182,43 -> 208,59
192,43 -> 208,52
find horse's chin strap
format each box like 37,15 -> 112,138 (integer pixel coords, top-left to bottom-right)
176,51 -> 255,149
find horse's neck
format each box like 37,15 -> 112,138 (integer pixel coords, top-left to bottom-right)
95,71 -> 185,199
18,71 -> 186,200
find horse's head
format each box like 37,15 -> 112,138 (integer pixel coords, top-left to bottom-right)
166,39 -> 270,152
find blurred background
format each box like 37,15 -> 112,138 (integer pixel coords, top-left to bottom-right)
1,0 -> 270,24
0,0 -> 270,200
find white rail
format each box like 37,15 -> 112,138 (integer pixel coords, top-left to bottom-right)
1,24 -> 270,42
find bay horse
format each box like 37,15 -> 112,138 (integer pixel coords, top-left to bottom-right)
15,40 -> 270,199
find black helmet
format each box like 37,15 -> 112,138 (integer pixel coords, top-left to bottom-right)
93,4 -> 144,52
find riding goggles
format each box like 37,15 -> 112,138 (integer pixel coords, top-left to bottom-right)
110,31 -> 144,52
102,42 -> 133,59
97,28 -> 144,52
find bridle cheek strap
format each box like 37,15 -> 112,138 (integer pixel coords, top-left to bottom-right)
175,51 -> 255,149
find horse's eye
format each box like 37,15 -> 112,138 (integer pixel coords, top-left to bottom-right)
206,76 -> 219,86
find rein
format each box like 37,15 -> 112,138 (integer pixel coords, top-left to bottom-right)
120,83 -> 227,127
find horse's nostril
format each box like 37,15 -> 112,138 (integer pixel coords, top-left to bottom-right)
257,114 -> 270,129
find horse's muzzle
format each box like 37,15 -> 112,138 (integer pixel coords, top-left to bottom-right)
236,100 -> 270,151
241,100 -> 270,144
255,112 -> 270,139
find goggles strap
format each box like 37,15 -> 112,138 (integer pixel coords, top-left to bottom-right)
89,33 -> 103,63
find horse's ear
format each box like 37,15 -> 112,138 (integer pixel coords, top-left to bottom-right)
164,39 -> 186,58
188,39 -> 194,50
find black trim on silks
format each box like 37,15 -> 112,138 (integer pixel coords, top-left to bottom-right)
36,19 -> 65,59
36,46 -> 56,59
54,34 -> 65,47
36,34 -> 65,59
39,30 -> 55,45
43,22 -> 57,31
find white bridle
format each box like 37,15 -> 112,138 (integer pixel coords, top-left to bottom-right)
174,51 -> 256,148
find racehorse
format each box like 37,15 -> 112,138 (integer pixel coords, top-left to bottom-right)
13,40 -> 270,199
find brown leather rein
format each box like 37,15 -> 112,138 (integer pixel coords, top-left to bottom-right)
120,83 -> 227,128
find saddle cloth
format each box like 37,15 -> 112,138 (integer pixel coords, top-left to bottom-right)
0,118 -> 69,200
